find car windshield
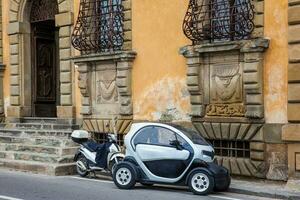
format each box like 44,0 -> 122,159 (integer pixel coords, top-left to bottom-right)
170,124 -> 210,146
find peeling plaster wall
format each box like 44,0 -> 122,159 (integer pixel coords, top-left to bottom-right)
134,77 -> 190,121
131,0 -> 191,122
264,0 -> 288,123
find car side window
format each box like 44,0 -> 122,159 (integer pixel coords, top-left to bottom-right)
176,134 -> 193,152
133,126 -> 176,147
155,127 -> 177,145
133,127 -> 153,146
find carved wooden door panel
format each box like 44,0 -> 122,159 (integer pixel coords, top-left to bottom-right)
32,22 -> 57,117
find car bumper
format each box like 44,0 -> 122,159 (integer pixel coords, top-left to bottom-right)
206,162 -> 231,188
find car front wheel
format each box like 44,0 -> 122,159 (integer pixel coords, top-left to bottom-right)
113,162 -> 136,189
188,169 -> 214,195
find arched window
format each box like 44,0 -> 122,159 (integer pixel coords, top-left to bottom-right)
72,0 -> 124,54
183,0 -> 255,44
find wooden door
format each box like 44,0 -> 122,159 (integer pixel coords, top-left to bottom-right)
32,21 -> 57,117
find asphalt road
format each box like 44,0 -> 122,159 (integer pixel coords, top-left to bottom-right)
0,170 -> 279,200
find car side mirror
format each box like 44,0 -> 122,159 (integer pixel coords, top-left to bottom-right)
169,140 -> 183,150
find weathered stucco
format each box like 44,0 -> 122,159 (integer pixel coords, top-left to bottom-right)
264,0 -> 288,123
131,0 -> 190,121
134,76 -> 190,121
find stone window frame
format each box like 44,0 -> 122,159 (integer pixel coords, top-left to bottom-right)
180,38 -> 269,121
71,0 -> 134,126
7,0 -> 75,118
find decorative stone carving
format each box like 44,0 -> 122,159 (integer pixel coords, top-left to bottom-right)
96,69 -> 118,104
180,38 -> 269,120
210,64 -> 242,104
73,51 -> 136,118
206,104 -> 245,117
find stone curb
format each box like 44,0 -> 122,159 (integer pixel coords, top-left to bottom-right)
95,172 -> 300,199
229,187 -> 300,200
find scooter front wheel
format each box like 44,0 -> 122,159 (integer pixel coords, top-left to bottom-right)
76,155 -> 89,177
113,162 -> 136,189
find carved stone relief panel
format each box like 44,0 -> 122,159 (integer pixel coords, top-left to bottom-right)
95,68 -> 118,104
180,38 -> 269,120
207,52 -> 245,117
210,64 -> 242,104
73,51 -> 136,118
91,63 -> 119,117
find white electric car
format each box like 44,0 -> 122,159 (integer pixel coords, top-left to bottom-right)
112,123 -> 231,195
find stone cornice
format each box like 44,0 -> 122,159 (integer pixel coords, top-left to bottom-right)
180,38 -> 270,57
72,51 -> 137,64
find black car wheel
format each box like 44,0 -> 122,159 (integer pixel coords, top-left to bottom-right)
188,169 -> 214,195
113,162 -> 137,189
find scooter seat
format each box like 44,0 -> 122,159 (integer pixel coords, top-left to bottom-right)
82,140 -> 105,152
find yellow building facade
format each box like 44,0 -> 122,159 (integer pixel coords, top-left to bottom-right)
0,0 -> 298,180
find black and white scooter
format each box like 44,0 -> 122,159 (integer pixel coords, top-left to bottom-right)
71,130 -> 124,177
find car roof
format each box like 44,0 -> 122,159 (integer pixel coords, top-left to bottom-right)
130,122 -> 177,129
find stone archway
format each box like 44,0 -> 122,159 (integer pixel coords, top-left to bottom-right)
7,0 -> 75,119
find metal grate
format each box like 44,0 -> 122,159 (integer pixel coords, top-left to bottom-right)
91,132 -> 124,146
208,139 -> 250,158
183,0 -> 255,44
72,0 -> 124,54
30,0 -> 58,23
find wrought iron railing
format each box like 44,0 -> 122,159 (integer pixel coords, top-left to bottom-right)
183,0 -> 255,44
72,0 -> 124,54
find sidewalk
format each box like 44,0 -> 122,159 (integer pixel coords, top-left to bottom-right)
230,178 -> 300,200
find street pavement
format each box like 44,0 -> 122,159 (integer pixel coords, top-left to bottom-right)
0,170 -> 280,200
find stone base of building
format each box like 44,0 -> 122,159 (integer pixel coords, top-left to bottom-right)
283,124 -> 300,179
0,117 -> 79,176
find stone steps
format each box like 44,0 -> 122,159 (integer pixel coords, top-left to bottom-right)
19,117 -> 76,124
0,118 -> 80,175
0,135 -> 77,147
12,123 -> 79,131
0,151 -> 74,164
0,143 -> 78,156
0,129 -> 73,138
0,159 -> 76,175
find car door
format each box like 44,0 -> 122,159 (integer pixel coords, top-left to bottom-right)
133,126 -> 191,178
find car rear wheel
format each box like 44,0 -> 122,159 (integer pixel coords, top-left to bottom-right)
113,162 -> 136,189
188,169 -> 214,195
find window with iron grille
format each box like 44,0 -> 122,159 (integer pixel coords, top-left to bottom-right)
92,132 -> 124,146
208,139 -> 250,158
183,0 -> 255,44
72,0 -> 124,54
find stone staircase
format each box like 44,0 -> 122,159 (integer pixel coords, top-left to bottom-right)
0,118 -> 80,175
